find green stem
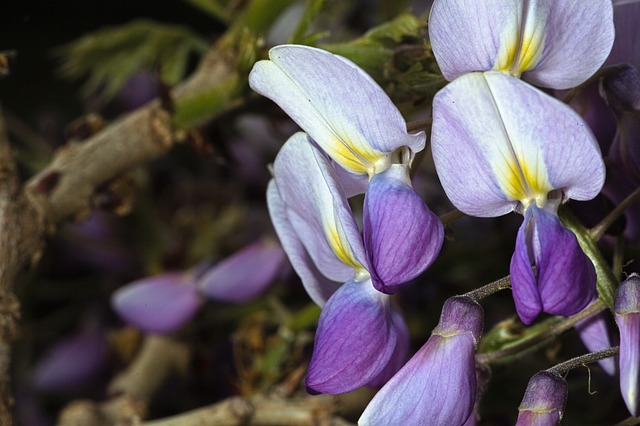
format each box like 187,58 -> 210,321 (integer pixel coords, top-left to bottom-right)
476,299 -> 606,365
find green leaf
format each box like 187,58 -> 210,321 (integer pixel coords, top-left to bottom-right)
289,0 -> 325,44
55,19 -> 209,103
364,12 -> 424,43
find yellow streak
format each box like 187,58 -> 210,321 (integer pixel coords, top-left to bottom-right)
500,154 -> 551,206
325,224 -> 364,271
494,22 -> 544,78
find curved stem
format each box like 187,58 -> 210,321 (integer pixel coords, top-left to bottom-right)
547,346 -> 619,376
476,299 -> 607,365
464,275 -> 511,303
439,209 -> 465,224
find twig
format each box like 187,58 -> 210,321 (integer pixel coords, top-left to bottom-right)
546,346 -> 619,376
590,186 -> 640,241
0,106 -> 45,425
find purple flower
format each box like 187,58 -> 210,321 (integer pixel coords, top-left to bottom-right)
516,371 -> 567,426
112,272 -> 202,334
615,273 -> 640,416
359,296 -> 483,426
199,239 -> 286,303
574,307 -> 616,375
268,134 -> 434,393
431,71 -> 603,323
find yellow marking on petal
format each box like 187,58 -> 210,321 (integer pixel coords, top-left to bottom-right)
329,135 -> 387,175
494,17 -> 545,78
325,224 -> 365,272
497,152 -> 552,207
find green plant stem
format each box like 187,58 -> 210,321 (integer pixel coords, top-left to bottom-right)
476,299 -> 606,365
547,346 -> 619,376
439,209 -> 465,224
590,185 -> 640,241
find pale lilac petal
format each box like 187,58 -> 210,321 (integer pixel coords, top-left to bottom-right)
32,330 -> 107,392
306,279 -> 397,394
111,273 -> 201,333
272,133 -> 367,282
359,297 -> 482,426
367,307 -> 410,388
199,239 -> 286,303
429,0 -> 614,89
522,0 -> 614,89
510,209 -> 543,325
574,310 -> 616,375
533,206 -> 596,318
615,274 -> 640,416
267,181 -> 339,306
516,371 -> 567,426
607,0 -> 640,70
249,45 -> 425,174
364,164 -> 444,294
432,72 -> 604,217
429,0 -> 523,81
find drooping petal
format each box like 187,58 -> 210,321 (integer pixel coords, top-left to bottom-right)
267,181 -> 339,306
429,0 -> 614,89
273,133 -> 367,282
533,206 -> 596,318
199,239 -> 286,303
111,273 -> 202,333
432,72 -> 605,217
363,164 -> 444,294
574,309 -> 616,375
306,279 -> 397,394
249,45 -> 425,175
31,329 -> 107,392
511,205 -> 596,324
367,307 -> 410,388
615,274 -> 640,416
510,209 -> 543,325
516,371 -> 567,426
359,297 -> 483,426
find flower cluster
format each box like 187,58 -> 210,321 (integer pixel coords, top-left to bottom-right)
245,0 -> 640,424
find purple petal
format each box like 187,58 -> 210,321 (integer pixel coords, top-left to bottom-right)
510,209 -> 543,325
574,310 -> 616,375
32,330 -> 107,392
429,0 -> 614,89
511,205 -> 596,324
364,164 -> 444,294
516,371 -> 567,426
273,133 -> 367,282
367,307 -> 410,388
359,296 -> 482,425
359,334 -> 477,425
306,279 -> 397,394
111,273 -> 201,333
615,274 -> 640,416
533,206 -> 596,317
432,72 -> 605,217
249,45 -> 425,174
199,239 -> 286,303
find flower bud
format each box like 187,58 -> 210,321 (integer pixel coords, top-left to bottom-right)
516,371 -> 567,426
615,273 -> 640,416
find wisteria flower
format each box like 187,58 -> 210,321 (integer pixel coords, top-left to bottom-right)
516,371 -> 568,425
615,274 -> 640,416
432,71 -> 603,324
359,296 -> 483,426
429,0 -> 614,89
268,133 -> 442,393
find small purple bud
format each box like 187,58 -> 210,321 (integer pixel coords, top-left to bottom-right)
615,273 -> 640,416
600,65 -> 640,115
31,329 -> 107,392
516,371 -> 567,426
199,239 -> 286,303
359,296 -> 483,425
112,273 -> 201,334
